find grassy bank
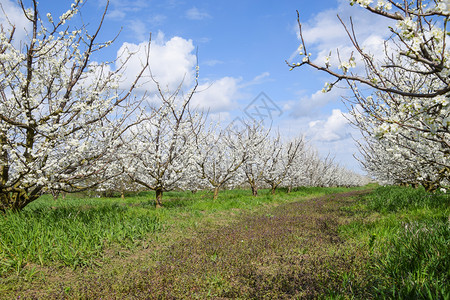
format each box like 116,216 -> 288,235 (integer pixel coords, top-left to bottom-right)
340,186 -> 450,299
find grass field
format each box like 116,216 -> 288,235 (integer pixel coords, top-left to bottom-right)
340,186 -> 450,299
0,185 -> 448,299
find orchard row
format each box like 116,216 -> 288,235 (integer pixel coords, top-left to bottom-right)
0,0 -> 366,211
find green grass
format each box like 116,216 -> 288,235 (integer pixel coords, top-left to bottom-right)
5,184 -> 445,299
365,185 -> 449,213
0,203 -> 162,274
0,186 -> 355,277
340,185 -> 450,299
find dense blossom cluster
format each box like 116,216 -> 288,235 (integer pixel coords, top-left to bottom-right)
0,0 -> 147,211
290,0 -> 450,191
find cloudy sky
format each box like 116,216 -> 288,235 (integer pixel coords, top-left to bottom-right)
1,0 -> 395,173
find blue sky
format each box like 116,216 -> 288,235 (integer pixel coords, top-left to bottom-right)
1,0 -> 393,173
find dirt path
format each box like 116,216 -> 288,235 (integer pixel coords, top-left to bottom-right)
15,190 -> 374,299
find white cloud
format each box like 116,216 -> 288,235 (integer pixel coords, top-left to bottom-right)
107,9 -> 126,20
197,37 -> 211,43
188,72 -> 273,114
191,77 -> 241,112
104,0 -> 164,35
251,72 -> 270,84
239,71 -> 271,88
128,19 -> 150,42
253,72 -> 270,81
116,32 -> 197,92
308,109 -> 351,142
115,31 -> 244,113
102,0 -> 149,14
203,59 -> 224,67
0,0 -> 31,48
186,7 -> 211,20
292,0 -> 395,68
269,114 -> 363,172
149,14 -> 167,25
303,0 -> 393,47
290,87 -> 346,118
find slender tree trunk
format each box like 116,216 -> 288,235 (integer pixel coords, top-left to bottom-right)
287,186 -> 292,194
155,187 -> 163,208
121,191 -> 125,200
271,185 -> 276,195
213,186 -> 219,200
251,184 -> 258,197
0,130 -> 9,188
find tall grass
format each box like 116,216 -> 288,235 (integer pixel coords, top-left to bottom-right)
373,220 -> 450,299
341,186 -> 450,299
0,203 -> 161,274
365,185 -> 449,213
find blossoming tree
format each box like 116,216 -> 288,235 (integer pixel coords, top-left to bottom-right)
124,79 -> 205,207
289,0 -> 449,190
192,122 -> 265,200
0,0 -> 148,211
262,135 -> 306,194
239,122 -> 270,196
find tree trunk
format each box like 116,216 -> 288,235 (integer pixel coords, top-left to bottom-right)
155,188 -> 163,208
121,191 -> 125,200
213,186 -> 219,200
251,185 -> 258,197
271,185 -> 276,195
51,190 -> 59,201
0,188 -> 40,212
